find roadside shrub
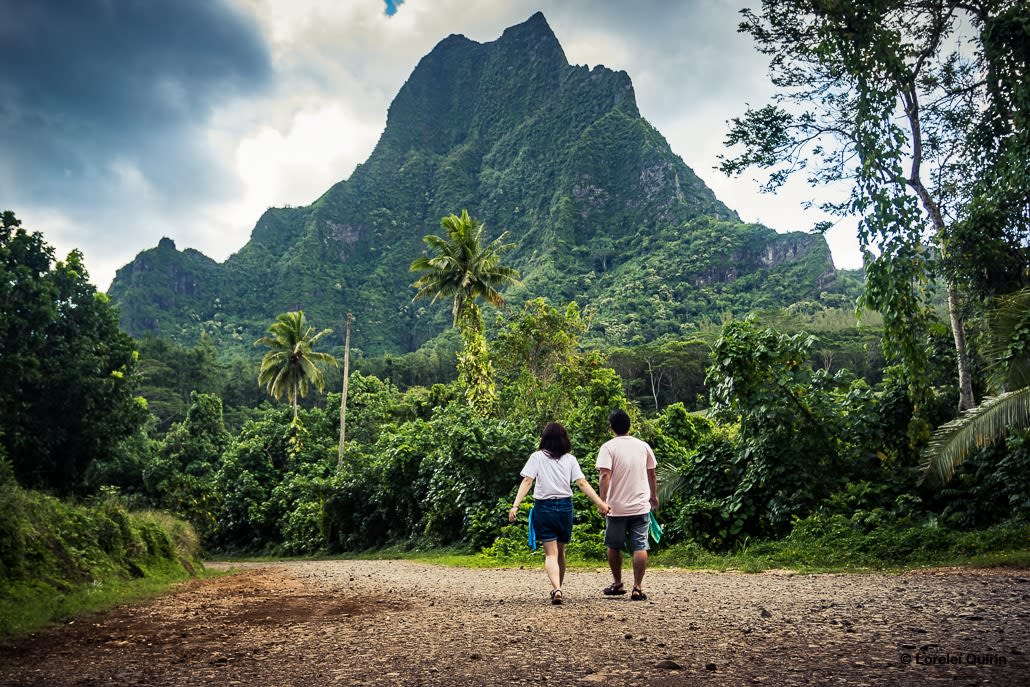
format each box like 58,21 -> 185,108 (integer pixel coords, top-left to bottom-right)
0,484 -> 200,591
935,429 -> 1030,529
481,523 -> 537,562
781,507 -> 1030,568
279,499 -> 325,555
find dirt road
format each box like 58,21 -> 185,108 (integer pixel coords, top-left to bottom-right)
0,560 -> 1026,686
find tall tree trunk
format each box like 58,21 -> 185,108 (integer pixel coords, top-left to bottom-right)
947,285 -> 977,411
906,127 -> 977,412
338,313 -> 352,466
645,358 -> 663,412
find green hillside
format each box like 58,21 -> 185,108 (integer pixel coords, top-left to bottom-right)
109,12 -> 850,355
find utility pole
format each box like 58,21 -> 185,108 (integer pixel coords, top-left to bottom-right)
338,313 -> 352,467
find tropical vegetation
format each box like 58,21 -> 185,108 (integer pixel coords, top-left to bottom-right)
720,0 -> 1030,431
1,4 -> 1027,638
3,211 -> 1026,568
921,288 -> 1030,485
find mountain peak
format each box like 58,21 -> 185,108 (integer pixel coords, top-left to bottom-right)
501,11 -> 552,38
496,11 -> 566,65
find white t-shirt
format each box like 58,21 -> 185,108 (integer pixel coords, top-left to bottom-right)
520,451 -> 586,500
595,435 -> 657,516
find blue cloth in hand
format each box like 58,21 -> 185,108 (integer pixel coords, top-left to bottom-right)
527,507 -> 536,550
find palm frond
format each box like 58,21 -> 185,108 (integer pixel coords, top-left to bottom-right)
919,386 -> 1030,486
656,461 -> 687,504
983,288 -> 1030,392
409,209 -> 520,325
307,327 -> 334,347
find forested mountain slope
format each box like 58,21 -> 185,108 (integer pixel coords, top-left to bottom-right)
109,12 -> 845,355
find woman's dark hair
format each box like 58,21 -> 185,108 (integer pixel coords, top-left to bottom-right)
539,421 -> 572,459
609,409 -> 631,435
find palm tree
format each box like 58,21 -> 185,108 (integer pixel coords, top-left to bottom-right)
410,210 -> 520,414
920,288 -> 1030,486
255,311 -> 338,421
409,209 -> 520,330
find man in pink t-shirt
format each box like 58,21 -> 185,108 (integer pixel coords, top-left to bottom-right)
596,409 -> 658,601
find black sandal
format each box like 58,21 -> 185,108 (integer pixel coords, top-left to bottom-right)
603,582 -> 626,596
550,589 -> 563,605
631,587 -> 647,601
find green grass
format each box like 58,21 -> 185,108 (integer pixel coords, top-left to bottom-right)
0,559 -> 206,641
403,546 -> 1029,574
291,522 -> 1030,574
0,485 -> 205,642
216,544 -> 1028,574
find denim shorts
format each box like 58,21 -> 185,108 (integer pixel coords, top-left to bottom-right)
532,498 -> 573,544
604,513 -> 650,552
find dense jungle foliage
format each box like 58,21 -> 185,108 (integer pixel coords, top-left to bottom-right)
2,205 -> 1026,570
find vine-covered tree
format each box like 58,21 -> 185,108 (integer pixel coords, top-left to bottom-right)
410,209 -> 520,414
144,392 -> 232,540
719,0 -> 1029,427
255,311 -> 338,421
943,3 -> 1030,299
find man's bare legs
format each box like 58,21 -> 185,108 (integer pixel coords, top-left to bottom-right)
632,549 -> 648,591
607,546 -> 623,586
607,547 -> 648,592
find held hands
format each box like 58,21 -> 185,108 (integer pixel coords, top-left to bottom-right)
511,502 -> 612,520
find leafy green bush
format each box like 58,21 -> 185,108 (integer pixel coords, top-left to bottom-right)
0,484 -> 201,638
936,429 -> 1030,529
481,489 -> 608,563
780,506 -> 1028,568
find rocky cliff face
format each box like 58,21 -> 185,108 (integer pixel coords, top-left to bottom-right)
109,12 -> 841,355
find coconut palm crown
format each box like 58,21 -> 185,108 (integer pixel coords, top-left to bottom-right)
255,311 -> 338,420
409,209 -> 521,327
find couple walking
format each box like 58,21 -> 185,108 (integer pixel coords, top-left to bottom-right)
507,409 -> 659,605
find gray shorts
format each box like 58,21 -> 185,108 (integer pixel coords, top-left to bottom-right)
604,513 -> 650,552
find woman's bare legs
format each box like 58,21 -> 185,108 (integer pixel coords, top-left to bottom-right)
542,540 -> 562,598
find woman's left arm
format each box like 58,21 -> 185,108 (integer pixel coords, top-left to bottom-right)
575,478 -> 609,515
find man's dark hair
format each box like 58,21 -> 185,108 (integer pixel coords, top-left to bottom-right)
539,421 -> 572,459
609,409 -> 631,435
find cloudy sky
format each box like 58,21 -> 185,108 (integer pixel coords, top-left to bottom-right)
1,0 -> 861,291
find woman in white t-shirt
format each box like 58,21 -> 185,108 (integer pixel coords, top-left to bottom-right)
508,422 -> 609,604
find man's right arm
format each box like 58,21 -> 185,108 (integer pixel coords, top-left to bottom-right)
598,468 -> 611,502
647,467 -> 658,511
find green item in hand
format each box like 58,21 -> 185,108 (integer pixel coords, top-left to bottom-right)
648,511 -> 663,543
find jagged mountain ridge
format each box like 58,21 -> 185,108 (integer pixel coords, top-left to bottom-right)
109,12 -> 839,355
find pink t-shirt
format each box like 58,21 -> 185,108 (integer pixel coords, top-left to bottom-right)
595,435 -> 657,516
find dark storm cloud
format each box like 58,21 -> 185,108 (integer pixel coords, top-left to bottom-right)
0,0 -> 272,209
